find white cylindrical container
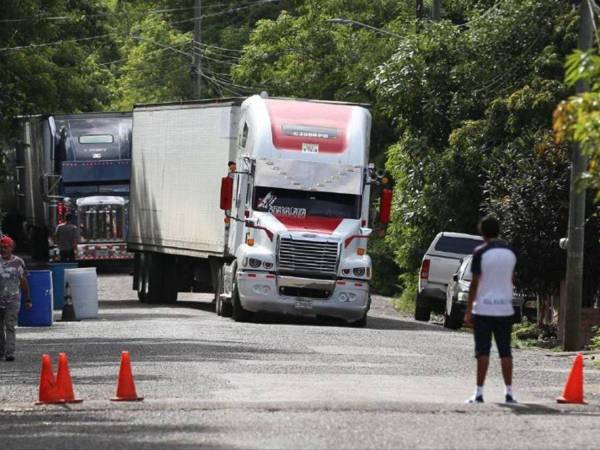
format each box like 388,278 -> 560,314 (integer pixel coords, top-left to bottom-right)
64,268 -> 98,319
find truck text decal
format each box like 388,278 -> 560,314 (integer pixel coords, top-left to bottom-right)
257,192 -> 307,218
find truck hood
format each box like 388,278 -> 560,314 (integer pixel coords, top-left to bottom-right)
256,213 -> 361,240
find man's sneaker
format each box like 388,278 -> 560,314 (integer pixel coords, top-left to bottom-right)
465,395 -> 484,404
505,394 -> 518,404
5,355 -> 15,362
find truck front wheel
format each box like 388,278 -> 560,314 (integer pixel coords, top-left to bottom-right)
231,277 -> 250,322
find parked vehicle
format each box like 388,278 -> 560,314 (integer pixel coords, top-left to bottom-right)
415,232 -> 484,322
2,112 -> 132,262
444,255 -> 524,329
128,95 -> 392,326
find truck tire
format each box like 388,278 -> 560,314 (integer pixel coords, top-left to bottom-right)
160,255 -> 178,304
414,295 -> 431,322
137,253 -> 148,303
215,266 -> 232,317
146,253 -> 164,304
231,277 -> 250,322
443,299 -> 463,329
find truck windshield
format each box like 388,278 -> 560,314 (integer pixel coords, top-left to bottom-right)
253,186 -> 361,219
78,204 -> 125,241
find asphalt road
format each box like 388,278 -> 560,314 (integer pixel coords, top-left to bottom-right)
1,273 -> 600,449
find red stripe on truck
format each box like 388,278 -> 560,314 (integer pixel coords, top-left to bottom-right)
265,99 -> 352,154
276,216 -> 343,234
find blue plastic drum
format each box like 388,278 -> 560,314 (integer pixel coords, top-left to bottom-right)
17,270 -> 53,327
48,262 -> 78,310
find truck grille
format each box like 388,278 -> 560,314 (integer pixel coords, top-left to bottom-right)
278,238 -> 339,276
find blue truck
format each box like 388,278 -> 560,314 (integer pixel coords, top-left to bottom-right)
1,112 -> 133,262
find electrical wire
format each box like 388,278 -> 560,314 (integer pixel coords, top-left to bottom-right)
0,33 -> 113,52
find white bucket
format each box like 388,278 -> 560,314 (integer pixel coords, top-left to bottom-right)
64,268 -> 98,319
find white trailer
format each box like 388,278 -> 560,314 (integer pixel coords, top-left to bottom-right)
128,99 -> 240,303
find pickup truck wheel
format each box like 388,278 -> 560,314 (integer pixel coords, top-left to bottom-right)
231,278 -> 250,322
443,299 -> 463,329
414,295 -> 431,322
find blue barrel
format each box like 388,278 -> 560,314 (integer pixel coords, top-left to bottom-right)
18,270 -> 53,327
48,262 -> 78,310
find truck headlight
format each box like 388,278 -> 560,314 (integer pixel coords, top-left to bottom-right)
248,258 -> 262,268
353,267 -> 366,277
263,262 -> 273,269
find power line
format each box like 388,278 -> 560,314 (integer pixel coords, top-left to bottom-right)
0,0 -> 280,23
0,33 -> 113,52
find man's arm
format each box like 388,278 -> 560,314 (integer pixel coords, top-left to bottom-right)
464,274 -> 479,327
20,275 -> 32,309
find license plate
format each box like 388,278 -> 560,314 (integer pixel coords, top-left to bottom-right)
295,299 -> 313,310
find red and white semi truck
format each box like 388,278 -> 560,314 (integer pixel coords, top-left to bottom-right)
128,95 -> 392,326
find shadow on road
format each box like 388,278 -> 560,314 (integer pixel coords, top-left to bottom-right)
95,298 -> 444,332
498,403 -> 600,416
1,413 -> 227,450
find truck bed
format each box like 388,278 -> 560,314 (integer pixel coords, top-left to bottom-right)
127,101 -> 241,258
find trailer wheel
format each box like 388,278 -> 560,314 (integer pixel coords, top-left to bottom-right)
137,253 -> 148,303
231,276 -> 250,322
160,255 -> 178,304
146,253 -> 164,304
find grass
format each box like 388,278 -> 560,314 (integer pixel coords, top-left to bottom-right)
392,279 -> 417,315
512,321 -> 560,350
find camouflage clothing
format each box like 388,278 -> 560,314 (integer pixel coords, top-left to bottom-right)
0,255 -> 27,308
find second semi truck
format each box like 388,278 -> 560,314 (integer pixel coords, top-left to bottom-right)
128,95 -> 392,325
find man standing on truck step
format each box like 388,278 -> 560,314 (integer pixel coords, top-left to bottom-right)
0,235 -> 32,361
464,215 -> 517,404
54,213 -> 80,262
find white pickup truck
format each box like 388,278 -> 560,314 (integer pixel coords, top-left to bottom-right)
415,232 -> 483,322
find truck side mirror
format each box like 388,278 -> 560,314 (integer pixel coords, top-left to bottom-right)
379,188 -> 393,225
453,274 -> 459,282
220,176 -> 234,210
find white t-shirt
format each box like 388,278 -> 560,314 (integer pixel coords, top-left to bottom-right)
471,240 -> 516,317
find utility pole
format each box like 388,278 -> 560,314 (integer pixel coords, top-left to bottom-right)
193,0 -> 202,98
416,0 -> 424,32
563,0 -> 594,351
432,0 -> 441,21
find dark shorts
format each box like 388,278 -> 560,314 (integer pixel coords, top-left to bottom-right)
59,249 -> 76,262
473,314 -> 513,359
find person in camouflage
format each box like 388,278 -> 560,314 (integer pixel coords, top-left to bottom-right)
0,235 -> 31,361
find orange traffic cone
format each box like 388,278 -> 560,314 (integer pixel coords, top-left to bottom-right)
36,354 -> 66,405
557,353 -> 587,404
56,353 -> 83,403
111,351 -> 144,401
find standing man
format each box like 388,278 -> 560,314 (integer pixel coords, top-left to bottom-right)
0,235 -> 32,361
464,215 -> 517,404
54,213 -> 80,262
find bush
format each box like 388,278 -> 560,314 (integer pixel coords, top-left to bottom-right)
393,273 -> 418,314
370,233 -> 401,296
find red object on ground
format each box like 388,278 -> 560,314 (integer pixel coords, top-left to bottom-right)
556,353 -> 587,404
36,354 -> 66,405
56,352 -> 83,403
111,351 -> 144,402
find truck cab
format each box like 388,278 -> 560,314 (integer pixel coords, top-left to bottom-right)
220,96 -> 392,326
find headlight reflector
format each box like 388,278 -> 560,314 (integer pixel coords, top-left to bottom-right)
248,258 -> 262,268
353,267 -> 366,277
